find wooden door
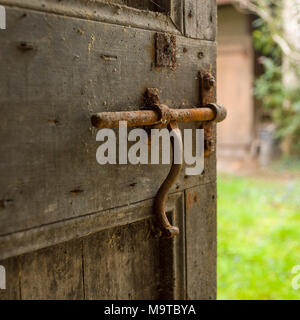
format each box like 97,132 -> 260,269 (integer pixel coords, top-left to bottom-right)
217,5 -> 254,161
0,0 -> 217,300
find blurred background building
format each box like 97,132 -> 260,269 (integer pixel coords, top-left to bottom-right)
217,0 -> 255,163
216,0 -> 275,168
217,0 -> 300,300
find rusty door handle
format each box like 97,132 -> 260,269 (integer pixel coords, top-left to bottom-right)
91,104 -> 219,128
154,121 -> 182,238
91,87 -> 226,238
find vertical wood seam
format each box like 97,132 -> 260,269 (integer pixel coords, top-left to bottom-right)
81,239 -> 86,300
183,0 -> 187,36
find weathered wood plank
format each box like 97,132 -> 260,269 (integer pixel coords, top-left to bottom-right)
0,193 -> 182,261
0,193 -> 185,299
0,7 -> 216,238
185,182 -> 217,300
0,197 -> 154,261
0,0 -> 179,34
19,239 -> 84,300
0,1 -> 218,301
170,0 -> 184,33
184,0 -> 217,41
83,219 -> 161,299
82,192 -> 185,299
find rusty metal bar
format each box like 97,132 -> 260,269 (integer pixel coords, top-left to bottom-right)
90,88 -> 226,238
91,106 -> 215,129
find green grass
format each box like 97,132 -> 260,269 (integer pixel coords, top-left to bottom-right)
217,174 -> 300,300
271,157 -> 300,172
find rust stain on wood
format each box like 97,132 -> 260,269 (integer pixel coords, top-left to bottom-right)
155,33 -> 176,70
186,191 -> 199,211
199,71 -> 216,157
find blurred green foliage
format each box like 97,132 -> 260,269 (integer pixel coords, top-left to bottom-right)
217,174 -> 300,299
253,14 -> 300,153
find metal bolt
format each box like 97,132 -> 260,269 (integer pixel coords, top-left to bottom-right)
203,74 -> 215,90
198,51 -> 204,59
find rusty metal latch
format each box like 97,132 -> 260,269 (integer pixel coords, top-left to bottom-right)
91,77 -> 226,238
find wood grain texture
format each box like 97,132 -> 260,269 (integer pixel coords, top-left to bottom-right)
83,219 -> 161,299
0,197 -> 155,261
19,239 -> 84,300
0,193 -> 186,299
184,0 -> 217,40
170,0 -> 184,33
82,192 -> 185,300
185,183 -> 217,300
0,0 -> 218,300
0,7 -> 216,239
0,0 -> 179,34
